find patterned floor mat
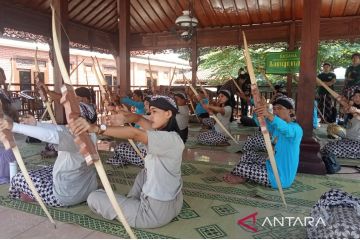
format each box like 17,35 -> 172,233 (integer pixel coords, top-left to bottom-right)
1,148 -> 360,238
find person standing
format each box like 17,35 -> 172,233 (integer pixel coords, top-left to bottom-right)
317,62 -> 337,123
343,53 -> 360,99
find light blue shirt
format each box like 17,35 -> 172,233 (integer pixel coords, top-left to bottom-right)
265,116 -> 303,189
313,100 -> 318,129
121,97 -> 145,115
195,98 -> 209,116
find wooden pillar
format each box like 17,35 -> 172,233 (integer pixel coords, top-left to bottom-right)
191,35 -> 198,86
117,0 -> 130,96
53,0 -> 69,124
287,23 -> 296,98
296,0 -> 326,174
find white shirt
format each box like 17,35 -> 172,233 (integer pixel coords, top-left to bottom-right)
176,105 -> 190,130
12,122 -> 98,206
142,130 -> 184,201
214,105 -> 232,136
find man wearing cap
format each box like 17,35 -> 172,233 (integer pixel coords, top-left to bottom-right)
224,96 -> 303,189
317,62 -> 337,123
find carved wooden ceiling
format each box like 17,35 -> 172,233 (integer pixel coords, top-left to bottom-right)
9,0 -> 360,34
2,0 -> 360,51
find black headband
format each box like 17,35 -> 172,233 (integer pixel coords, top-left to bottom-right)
149,95 -> 178,114
273,98 -> 294,110
219,89 -> 231,99
75,87 -> 91,100
351,89 -> 360,98
174,92 -> 187,100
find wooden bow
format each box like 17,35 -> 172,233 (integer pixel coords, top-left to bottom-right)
183,74 -> 240,144
183,75 -> 200,123
34,47 -> 57,124
92,57 -> 144,160
0,102 -> 56,227
316,77 -> 360,118
147,56 -> 156,94
69,58 -> 85,77
50,4 -> 136,238
242,31 -> 287,207
167,66 -> 177,93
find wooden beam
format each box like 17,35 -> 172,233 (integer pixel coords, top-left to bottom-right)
297,3 -> 319,137
296,0 -> 326,175
52,0 -> 68,124
287,22 -> 296,98
191,35 -> 198,86
129,16 -> 360,50
117,0 -> 130,95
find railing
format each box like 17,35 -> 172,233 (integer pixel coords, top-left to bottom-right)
7,81 -> 345,120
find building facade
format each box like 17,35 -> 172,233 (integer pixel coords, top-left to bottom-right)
0,38 -> 190,92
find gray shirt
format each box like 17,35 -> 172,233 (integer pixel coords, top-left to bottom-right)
52,130 -> 98,206
142,131 -> 184,201
346,117 -> 360,141
12,122 -> 98,206
176,105 -> 190,130
214,105 -> 232,136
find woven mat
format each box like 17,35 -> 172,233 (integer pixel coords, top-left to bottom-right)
1,146 -> 360,238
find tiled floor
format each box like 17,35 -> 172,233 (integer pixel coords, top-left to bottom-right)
0,206 -> 117,239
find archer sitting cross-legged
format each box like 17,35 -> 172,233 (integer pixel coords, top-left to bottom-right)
197,90 -> 235,146
0,95 -> 98,207
321,90 -> 360,159
69,95 -> 184,228
223,97 -> 303,189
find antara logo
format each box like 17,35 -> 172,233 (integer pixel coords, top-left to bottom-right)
261,216 -> 326,227
238,212 -> 326,233
237,212 -> 258,232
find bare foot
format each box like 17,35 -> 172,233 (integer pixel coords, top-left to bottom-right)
223,173 -> 246,184
20,192 -> 35,202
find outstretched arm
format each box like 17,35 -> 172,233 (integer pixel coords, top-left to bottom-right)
68,117 -> 148,144
12,123 -> 60,144
105,111 -> 153,130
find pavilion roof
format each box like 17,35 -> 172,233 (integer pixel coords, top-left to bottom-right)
2,0 -> 360,51
8,0 -> 359,34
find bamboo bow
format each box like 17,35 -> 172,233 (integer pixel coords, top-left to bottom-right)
0,102 -> 56,227
34,47 -> 57,124
50,4 -> 136,238
242,31 -> 287,207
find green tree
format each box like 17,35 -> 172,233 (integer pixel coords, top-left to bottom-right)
195,40 -> 360,85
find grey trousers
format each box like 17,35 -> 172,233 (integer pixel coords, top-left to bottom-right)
87,169 -> 183,229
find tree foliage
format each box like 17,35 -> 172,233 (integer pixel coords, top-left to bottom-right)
184,40 -> 360,85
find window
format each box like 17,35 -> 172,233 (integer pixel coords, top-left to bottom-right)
104,74 -> 113,86
33,72 -> 44,83
163,72 -> 169,79
145,70 -> 158,89
19,70 -> 31,91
